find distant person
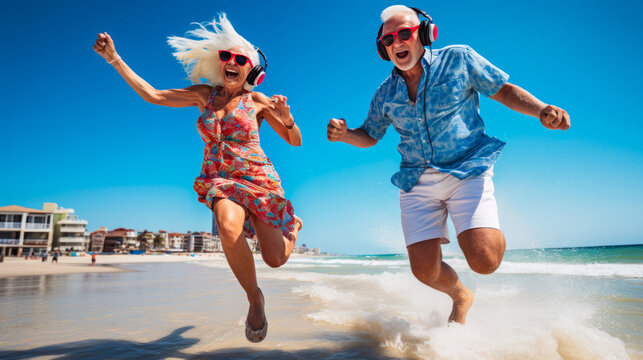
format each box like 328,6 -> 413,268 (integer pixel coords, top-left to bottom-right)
93,13 -> 303,343
41,252 -> 47,262
91,253 -> 96,266
52,252 -> 58,264
0,252 -> 4,263
327,5 -> 570,324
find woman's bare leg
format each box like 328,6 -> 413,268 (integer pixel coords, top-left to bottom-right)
212,198 -> 263,331
249,215 -> 301,268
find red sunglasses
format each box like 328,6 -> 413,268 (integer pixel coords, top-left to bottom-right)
379,25 -> 420,46
218,50 -> 254,67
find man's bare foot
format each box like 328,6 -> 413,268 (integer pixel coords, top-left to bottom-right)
448,286 -> 474,324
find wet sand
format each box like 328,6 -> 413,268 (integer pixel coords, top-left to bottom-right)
0,261 -> 376,360
0,254 -> 226,278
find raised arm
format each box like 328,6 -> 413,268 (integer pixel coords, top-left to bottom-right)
254,92 -> 302,147
327,119 -> 378,148
93,32 -> 210,111
490,82 -> 570,131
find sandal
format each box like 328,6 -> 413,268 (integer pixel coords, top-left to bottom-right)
245,288 -> 268,343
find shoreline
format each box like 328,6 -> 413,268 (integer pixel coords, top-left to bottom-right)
0,253 -> 320,278
0,254 -> 224,278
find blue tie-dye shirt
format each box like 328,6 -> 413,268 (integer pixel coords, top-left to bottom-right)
360,45 -> 509,192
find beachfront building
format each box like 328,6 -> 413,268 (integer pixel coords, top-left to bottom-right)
293,244 -> 321,256
137,230 -> 155,250
190,231 -> 219,252
158,230 -> 168,250
47,203 -> 89,251
188,231 -> 195,252
89,227 -> 108,252
0,205 -> 54,256
168,232 -> 189,252
212,235 -> 222,252
104,228 -> 137,253
247,238 -> 257,253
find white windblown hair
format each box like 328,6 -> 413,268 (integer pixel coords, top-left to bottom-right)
167,13 -> 260,91
380,5 -> 420,23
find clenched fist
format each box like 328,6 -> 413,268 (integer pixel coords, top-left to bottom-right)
93,32 -> 120,63
540,105 -> 570,131
327,118 -> 347,142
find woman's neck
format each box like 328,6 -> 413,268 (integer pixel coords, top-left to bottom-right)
218,86 -> 245,99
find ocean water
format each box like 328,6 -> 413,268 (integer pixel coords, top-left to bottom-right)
252,245 -> 643,359
0,245 -> 641,359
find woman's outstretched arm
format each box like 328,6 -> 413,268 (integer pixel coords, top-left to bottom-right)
93,32 -> 210,111
253,92 -> 302,147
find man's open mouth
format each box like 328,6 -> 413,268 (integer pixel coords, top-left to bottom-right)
225,69 -> 239,79
396,50 -> 409,59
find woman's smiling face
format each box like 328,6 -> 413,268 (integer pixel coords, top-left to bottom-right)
219,46 -> 254,90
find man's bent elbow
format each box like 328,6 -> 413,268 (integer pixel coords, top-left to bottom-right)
363,137 -> 379,148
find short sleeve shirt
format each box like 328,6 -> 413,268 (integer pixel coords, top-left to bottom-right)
360,45 -> 509,192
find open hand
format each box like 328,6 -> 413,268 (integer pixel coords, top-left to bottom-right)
327,118 -> 347,142
93,32 -> 119,63
271,95 -> 292,123
540,105 -> 570,130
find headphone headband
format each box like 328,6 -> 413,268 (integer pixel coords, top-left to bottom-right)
257,49 -> 268,72
408,7 -> 432,23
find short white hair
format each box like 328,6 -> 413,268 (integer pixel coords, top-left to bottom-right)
167,13 -> 260,91
380,5 -> 420,23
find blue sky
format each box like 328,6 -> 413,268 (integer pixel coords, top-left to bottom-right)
2,0 -> 642,254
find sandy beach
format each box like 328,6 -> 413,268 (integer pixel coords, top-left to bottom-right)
0,254 -> 226,278
0,247 -> 641,359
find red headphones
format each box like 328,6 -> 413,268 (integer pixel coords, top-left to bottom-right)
376,7 -> 437,61
246,49 -> 268,86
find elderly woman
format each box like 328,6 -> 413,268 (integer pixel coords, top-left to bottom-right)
93,14 -> 302,343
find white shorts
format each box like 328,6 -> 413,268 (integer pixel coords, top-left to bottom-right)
400,167 -> 500,246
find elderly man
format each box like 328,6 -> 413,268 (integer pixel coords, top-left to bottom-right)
327,5 -> 569,324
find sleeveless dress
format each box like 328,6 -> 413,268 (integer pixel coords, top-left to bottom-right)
193,86 -> 297,241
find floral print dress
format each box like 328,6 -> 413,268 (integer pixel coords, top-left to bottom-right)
193,86 -> 297,241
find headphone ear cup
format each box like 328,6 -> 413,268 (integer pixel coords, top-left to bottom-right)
418,20 -> 430,46
428,23 -> 437,44
254,70 -> 265,86
376,39 -> 390,61
246,66 -> 264,86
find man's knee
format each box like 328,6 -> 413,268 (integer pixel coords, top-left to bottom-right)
459,229 -> 505,274
407,239 -> 443,285
468,250 -> 503,274
410,258 -> 441,284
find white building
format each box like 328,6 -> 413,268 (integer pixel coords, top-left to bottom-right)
44,203 -> 89,251
168,232 -> 189,252
0,205 -> 54,256
158,230 -> 169,250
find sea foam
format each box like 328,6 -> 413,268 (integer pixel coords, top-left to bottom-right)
283,256 -> 643,278
260,269 -> 632,359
